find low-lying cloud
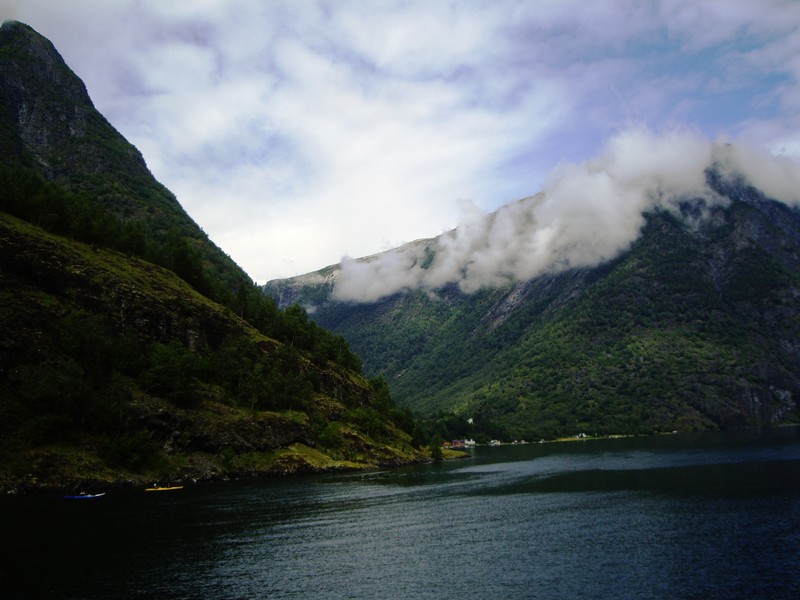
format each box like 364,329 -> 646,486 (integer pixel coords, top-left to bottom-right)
333,128 -> 800,303
6,2 -> 800,282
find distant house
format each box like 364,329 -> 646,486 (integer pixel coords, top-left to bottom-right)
443,439 -> 467,449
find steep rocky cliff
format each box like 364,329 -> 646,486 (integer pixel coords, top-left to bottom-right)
0,20 -> 246,289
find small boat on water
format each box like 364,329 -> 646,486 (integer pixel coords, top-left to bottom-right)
144,485 -> 184,492
63,492 -> 106,499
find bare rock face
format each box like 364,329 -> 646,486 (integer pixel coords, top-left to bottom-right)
0,20 -> 247,286
0,21 -> 145,180
0,20 -> 185,230
0,21 -> 92,139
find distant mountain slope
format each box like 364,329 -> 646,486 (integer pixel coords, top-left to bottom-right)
0,21 -> 428,492
265,178 -> 800,440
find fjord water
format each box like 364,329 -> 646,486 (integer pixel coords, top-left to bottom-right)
3,429 -> 800,599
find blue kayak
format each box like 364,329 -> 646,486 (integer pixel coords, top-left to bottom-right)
63,492 -> 106,499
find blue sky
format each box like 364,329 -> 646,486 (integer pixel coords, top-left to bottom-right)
3,0 -> 800,282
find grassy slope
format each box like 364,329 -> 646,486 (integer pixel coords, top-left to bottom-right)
0,212 -> 427,492
0,23 -> 436,493
274,198 -> 800,440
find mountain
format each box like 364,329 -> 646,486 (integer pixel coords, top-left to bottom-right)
265,174 -> 800,442
0,21 -> 429,493
0,20 -> 249,295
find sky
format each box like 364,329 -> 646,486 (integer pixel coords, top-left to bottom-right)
2,0 -> 800,285
333,128 -> 800,301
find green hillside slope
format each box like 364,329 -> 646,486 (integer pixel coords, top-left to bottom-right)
0,21 -> 428,492
266,184 -> 800,441
0,212 -> 424,491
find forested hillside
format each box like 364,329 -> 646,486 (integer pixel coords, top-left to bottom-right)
0,21 -> 428,492
266,178 -> 800,442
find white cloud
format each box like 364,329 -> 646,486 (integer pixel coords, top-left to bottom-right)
334,129 -> 800,302
714,142 -> 800,206
2,0 -> 800,283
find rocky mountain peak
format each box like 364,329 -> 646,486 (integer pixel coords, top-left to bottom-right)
0,20 -> 93,106
0,21 -> 155,199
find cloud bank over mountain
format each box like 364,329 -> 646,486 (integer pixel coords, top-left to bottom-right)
3,1 -> 800,281
334,129 -> 800,302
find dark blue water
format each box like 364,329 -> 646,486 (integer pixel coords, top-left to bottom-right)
3,428 -> 800,599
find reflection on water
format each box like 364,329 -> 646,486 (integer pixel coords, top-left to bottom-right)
2,428 -> 800,598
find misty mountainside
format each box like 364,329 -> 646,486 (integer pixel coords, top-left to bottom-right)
265,174 -> 800,441
0,21 -> 427,493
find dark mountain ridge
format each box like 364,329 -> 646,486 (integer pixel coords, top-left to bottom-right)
265,175 -> 800,440
1,21 -> 186,227
0,20 -> 247,296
